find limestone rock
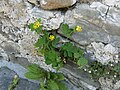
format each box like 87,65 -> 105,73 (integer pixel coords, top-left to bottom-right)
87,42 -> 119,64
0,0 -> 64,30
103,0 -> 120,7
63,3 -> 120,47
28,7 -> 64,30
40,0 -> 77,9
99,77 -> 114,90
99,77 -> 120,90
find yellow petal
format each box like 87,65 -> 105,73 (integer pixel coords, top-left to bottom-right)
49,35 -> 55,41
76,26 -> 82,32
33,21 -> 40,29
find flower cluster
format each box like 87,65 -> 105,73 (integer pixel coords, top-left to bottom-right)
49,35 -> 55,41
33,21 -> 41,29
76,26 -> 82,32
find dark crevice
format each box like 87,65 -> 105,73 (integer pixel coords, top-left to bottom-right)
104,6 -> 110,20
0,56 -> 3,60
56,31 -> 88,48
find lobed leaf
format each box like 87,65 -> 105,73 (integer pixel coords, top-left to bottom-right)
48,80 -> 59,90
24,72 -> 42,80
77,57 -> 88,67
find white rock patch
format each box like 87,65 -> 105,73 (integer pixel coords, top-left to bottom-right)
87,42 -> 119,64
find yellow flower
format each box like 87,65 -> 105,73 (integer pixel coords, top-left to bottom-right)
49,35 -> 55,41
76,26 -> 82,32
33,21 -> 40,29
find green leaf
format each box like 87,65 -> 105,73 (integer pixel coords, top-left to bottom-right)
78,49 -> 84,56
52,62 -> 58,67
77,57 -> 88,67
61,43 -> 73,52
62,24 -> 69,33
36,26 -> 43,34
40,82 -> 47,90
27,64 -> 44,74
37,18 -> 41,22
57,73 -> 64,81
13,78 -> 19,85
52,37 -> 60,48
67,51 -> 72,58
56,62 -> 63,71
74,53 -> 80,58
45,50 -> 56,61
61,24 -> 73,37
28,23 -> 34,31
113,64 -> 120,72
63,51 -> 67,57
56,82 -> 67,90
45,50 -> 59,62
24,72 -> 42,80
47,72 -> 51,79
34,37 -> 46,48
50,72 -> 58,80
45,58 -> 52,65
48,80 -> 59,90
44,50 -> 62,69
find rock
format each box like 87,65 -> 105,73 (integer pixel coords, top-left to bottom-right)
62,3 -> 120,47
28,7 -> 64,30
114,80 -> 120,90
87,42 -> 119,64
0,59 -> 83,90
99,77 -> 114,90
1,41 -> 20,54
0,0 -> 120,89
0,0 -> 64,30
40,0 -> 77,10
90,2 -> 108,17
0,67 -> 40,90
60,61 -> 100,90
99,77 -> 120,90
104,44 -> 118,54
103,0 -> 120,7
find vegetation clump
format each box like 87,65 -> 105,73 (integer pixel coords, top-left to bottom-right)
25,18 -> 120,90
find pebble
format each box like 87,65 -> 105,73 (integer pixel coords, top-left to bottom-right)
40,0 -> 77,9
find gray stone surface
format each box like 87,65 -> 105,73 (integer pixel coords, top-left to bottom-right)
60,61 -> 100,90
0,0 -> 64,30
87,42 -> 119,64
0,67 -> 40,90
99,77 -> 120,90
59,2 -> 120,65
0,0 -> 120,90
0,59 -> 82,90
63,3 -> 120,47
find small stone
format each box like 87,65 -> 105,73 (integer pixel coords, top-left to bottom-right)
40,0 -> 77,10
